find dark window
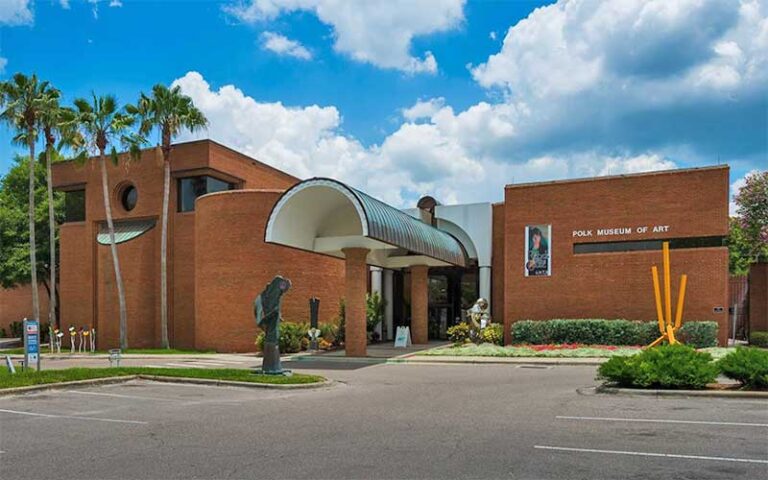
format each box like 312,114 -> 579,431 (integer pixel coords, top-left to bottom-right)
573,236 -> 726,254
120,185 -> 138,211
64,190 -> 85,222
178,176 -> 234,212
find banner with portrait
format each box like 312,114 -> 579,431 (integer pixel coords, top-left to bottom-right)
524,224 -> 551,276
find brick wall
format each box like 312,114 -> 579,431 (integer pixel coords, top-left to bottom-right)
491,203 -> 505,325
749,262 -> 768,332
0,284 -> 50,334
194,189 -> 345,352
502,166 -> 730,346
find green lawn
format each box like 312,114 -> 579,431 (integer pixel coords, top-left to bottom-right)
419,344 -> 737,359
0,347 -> 216,355
419,344 -> 642,358
0,367 -> 324,389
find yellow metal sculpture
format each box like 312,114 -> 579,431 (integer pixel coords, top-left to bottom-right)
648,241 -> 688,347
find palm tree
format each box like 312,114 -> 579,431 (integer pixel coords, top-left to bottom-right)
38,90 -> 80,330
127,84 -> 207,349
0,73 -> 52,322
72,94 -> 145,350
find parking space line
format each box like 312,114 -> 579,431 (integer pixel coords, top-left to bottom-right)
0,408 -> 147,425
534,445 -> 768,464
183,361 -> 229,366
556,415 -> 768,428
63,390 -> 179,402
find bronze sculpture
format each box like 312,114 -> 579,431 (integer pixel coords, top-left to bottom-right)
254,275 -> 292,374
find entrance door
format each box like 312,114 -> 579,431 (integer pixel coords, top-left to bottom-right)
428,267 -> 478,340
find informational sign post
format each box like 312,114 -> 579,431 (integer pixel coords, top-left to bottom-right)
23,319 -> 41,371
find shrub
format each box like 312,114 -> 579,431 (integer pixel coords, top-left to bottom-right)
749,331 -> 768,348
678,322 -> 718,348
9,321 -> 23,338
717,347 -> 768,389
255,321 -> 309,354
511,319 -> 716,347
480,323 -> 504,346
319,323 -> 337,344
447,323 -> 470,345
597,344 -> 719,389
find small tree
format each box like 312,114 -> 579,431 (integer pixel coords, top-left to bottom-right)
127,84 -> 207,348
71,94 -> 145,349
733,170 -> 768,266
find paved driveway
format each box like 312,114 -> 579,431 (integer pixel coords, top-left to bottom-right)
1,362 -> 766,479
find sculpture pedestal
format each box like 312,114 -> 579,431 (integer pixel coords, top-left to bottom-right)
257,342 -> 290,375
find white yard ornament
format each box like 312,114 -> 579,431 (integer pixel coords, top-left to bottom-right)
68,326 -> 76,353
307,328 -> 322,341
90,328 -> 96,353
55,330 -> 64,353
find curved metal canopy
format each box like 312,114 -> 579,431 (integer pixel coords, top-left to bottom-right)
265,178 -> 467,268
97,219 -> 156,245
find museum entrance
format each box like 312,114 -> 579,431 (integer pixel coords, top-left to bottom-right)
392,265 -> 479,341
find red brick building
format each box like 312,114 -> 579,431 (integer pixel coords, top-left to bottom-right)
31,140 -> 731,352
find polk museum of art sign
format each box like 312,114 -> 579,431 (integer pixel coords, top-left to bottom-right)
572,224 -> 671,238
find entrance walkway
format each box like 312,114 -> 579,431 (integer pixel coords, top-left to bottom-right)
298,341 -> 449,360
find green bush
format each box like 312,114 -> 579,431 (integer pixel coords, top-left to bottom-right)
319,323 -> 338,344
597,344 -> 718,389
678,322 -> 718,348
9,321 -> 23,338
511,319 -> 717,347
749,331 -> 768,348
255,322 -> 309,354
717,347 -> 768,389
480,323 -> 504,346
447,323 -> 470,345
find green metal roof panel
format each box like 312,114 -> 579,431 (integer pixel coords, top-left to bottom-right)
349,186 -> 467,267
97,219 -> 156,245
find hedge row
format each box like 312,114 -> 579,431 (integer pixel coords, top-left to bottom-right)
511,319 -> 718,348
599,345 -> 768,390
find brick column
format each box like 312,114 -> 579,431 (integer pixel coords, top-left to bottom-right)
411,264 -> 429,344
342,248 -> 369,357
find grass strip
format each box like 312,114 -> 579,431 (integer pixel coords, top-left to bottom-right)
0,347 -> 217,355
0,367 -> 323,389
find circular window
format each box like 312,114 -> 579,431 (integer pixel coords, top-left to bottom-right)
120,185 -> 138,211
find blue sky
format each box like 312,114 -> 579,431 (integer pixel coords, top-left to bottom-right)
1,0 -> 766,208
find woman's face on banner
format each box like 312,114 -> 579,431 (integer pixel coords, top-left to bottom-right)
533,232 -> 541,249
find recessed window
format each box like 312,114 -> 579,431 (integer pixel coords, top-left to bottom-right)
64,190 -> 85,222
573,236 -> 726,254
178,176 -> 234,212
120,185 -> 138,212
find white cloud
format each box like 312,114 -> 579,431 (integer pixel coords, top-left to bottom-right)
260,32 -> 312,60
59,0 -> 71,9
0,0 -> 32,25
402,98 -> 445,121
171,1 -> 765,208
172,72 -> 688,207
730,169 -> 761,216
109,0 -> 123,7
0,57 -> 7,73
224,0 -> 465,74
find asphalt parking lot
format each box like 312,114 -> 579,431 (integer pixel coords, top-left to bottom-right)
0,362 -> 766,479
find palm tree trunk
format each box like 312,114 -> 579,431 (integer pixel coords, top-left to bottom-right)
46,146 -> 57,329
98,153 -> 128,350
160,157 -> 170,348
28,138 -> 40,321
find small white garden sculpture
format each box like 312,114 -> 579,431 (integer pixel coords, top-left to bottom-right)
68,326 -> 76,353
55,330 -> 64,353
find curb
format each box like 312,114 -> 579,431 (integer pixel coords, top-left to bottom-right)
593,385 -> 768,399
0,375 -> 331,396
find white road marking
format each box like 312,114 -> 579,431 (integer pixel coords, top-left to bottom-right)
0,408 -> 147,425
534,446 -> 768,464
198,359 -> 245,365
556,415 -> 768,428
63,390 -> 178,402
183,361 -> 228,367
162,363 -> 208,369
